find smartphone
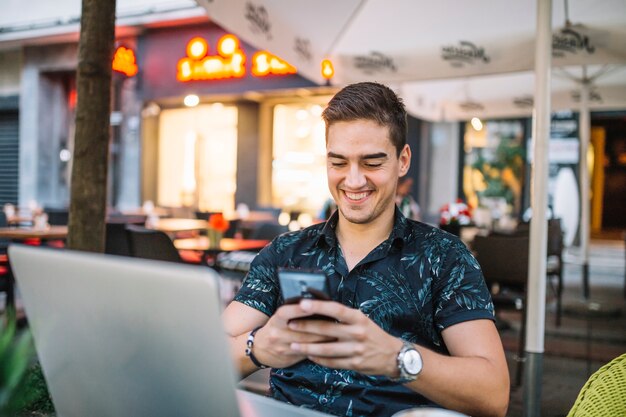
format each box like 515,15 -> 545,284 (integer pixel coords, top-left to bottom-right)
278,268 -> 333,321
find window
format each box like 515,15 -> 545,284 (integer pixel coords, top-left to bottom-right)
271,102 -> 330,215
158,104 -> 238,213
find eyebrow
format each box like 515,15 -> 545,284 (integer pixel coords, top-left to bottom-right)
327,151 -> 388,160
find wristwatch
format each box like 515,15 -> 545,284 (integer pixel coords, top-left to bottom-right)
396,339 -> 423,381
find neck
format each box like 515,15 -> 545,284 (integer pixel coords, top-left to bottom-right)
336,206 -> 395,269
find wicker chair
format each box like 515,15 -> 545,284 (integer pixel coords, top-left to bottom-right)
567,353 -> 626,417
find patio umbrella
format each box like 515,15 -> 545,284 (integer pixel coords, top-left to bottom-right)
195,0 -> 626,86
194,0 -> 626,414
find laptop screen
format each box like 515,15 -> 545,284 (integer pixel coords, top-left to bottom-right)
9,245 -> 240,417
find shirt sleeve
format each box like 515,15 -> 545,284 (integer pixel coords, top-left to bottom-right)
233,243 -> 281,317
433,240 -> 495,330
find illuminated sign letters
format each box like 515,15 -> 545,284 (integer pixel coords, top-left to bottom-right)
112,46 -> 138,77
177,34 -> 296,82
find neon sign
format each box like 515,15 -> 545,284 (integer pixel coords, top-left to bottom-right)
177,34 -> 296,82
112,46 -> 138,77
321,59 -> 334,80
252,51 -> 296,76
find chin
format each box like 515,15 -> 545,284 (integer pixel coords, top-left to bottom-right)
339,208 -> 374,225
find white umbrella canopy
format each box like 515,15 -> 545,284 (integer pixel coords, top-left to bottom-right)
401,65 -> 626,121
196,0 -> 626,91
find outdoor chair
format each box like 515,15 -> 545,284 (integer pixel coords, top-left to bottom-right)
0,211 -> 11,310
0,211 -> 9,254
566,353 -> 626,417
105,222 -> 134,257
546,218 -> 565,326
472,233 -> 530,387
45,207 -> 69,226
104,217 -> 146,257
126,224 -> 201,264
492,218 -> 565,326
249,222 -> 289,240
194,210 -> 221,221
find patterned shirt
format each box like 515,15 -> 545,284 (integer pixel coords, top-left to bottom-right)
234,209 -> 494,417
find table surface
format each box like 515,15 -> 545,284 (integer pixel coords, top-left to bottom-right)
237,389 -> 330,416
0,225 -> 68,240
174,236 -> 269,252
6,215 -> 33,224
147,218 -> 208,233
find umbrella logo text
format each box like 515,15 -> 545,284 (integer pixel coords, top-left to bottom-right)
552,28 -> 596,58
245,2 -> 272,40
353,52 -> 397,75
294,37 -> 312,62
441,41 -> 490,68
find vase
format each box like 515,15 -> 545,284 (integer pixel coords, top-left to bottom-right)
207,228 -> 223,249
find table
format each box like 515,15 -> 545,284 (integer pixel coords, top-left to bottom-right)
0,226 -> 68,240
120,207 -> 170,217
6,215 -> 33,225
147,218 -> 208,233
237,389 -> 330,416
174,236 -> 269,252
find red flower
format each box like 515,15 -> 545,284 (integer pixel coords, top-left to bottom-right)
208,213 -> 230,233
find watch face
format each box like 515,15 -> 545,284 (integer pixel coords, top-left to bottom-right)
403,349 -> 423,375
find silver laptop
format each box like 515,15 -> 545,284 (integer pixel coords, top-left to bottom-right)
9,244 -> 328,417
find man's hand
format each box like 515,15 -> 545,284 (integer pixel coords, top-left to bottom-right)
286,298 -> 402,377
252,302 -> 337,369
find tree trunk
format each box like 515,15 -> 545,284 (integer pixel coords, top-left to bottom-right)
67,0 -> 116,252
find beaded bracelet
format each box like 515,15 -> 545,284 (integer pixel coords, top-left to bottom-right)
245,326 -> 268,369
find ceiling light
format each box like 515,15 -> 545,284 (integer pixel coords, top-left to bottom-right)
470,117 -> 483,131
184,94 -> 200,107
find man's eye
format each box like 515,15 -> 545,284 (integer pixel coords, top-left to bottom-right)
365,162 -> 382,168
330,161 -> 346,167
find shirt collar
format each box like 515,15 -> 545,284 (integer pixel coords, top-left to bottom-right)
314,206 -> 410,250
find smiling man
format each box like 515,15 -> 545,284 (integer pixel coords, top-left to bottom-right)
223,82 -> 509,417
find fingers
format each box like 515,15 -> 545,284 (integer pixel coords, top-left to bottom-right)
291,341 -> 372,372
274,302 -> 334,324
291,341 -> 359,358
298,299 -> 358,324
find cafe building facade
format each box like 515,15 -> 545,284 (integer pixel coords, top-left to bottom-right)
136,21 -> 333,217
5,14 -> 431,222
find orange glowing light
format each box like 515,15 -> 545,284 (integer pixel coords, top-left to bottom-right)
177,34 -> 297,82
177,35 -> 246,81
252,51 -> 297,76
321,59 -> 334,80
112,46 -> 138,77
187,37 -> 208,59
218,34 -> 239,56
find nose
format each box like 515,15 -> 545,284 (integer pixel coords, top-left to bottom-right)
344,163 -> 366,189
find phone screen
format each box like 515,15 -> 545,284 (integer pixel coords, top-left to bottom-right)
278,269 -> 330,304
278,269 -> 334,321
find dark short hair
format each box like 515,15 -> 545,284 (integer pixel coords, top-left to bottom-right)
322,82 -> 407,156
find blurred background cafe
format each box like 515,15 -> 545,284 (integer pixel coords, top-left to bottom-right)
0,0 -> 625,416
0,1 -> 624,243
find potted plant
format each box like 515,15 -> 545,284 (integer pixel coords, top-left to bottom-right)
439,200 -> 472,237
0,314 -> 55,416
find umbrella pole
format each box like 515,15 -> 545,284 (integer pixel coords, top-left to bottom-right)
524,0 -> 552,416
579,74 -> 591,299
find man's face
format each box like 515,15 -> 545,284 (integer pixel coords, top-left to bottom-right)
326,119 -> 410,225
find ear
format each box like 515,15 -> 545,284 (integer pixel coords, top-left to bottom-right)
398,144 -> 411,177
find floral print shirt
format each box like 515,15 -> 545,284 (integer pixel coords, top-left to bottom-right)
234,208 -> 495,417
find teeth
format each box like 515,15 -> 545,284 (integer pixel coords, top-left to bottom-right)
345,191 -> 368,200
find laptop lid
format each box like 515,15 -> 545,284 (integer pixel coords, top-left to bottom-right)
9,244 -> 240,417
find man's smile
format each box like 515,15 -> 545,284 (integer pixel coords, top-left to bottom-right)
343,190 -> 372,202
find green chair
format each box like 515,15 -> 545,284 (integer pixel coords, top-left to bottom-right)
567,353 -> 626,417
